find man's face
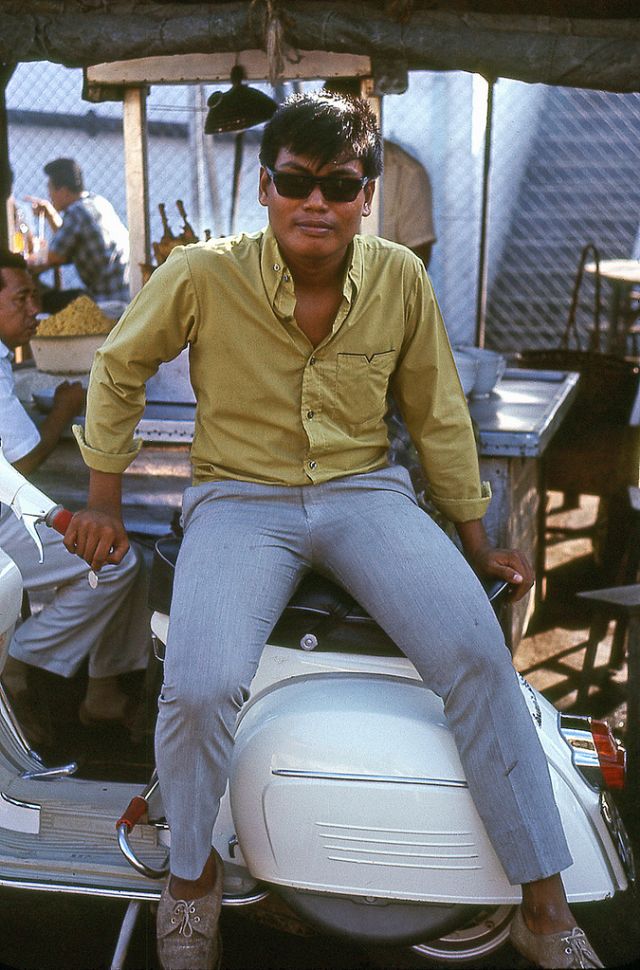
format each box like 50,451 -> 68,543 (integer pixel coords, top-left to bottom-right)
48,179 -> 72,211
0,268 -> 41,349
258,149 -> 375,263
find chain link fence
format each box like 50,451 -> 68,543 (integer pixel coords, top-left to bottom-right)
6,62 -> 640,351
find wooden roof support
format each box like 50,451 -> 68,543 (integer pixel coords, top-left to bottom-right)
0,3 -> 639,92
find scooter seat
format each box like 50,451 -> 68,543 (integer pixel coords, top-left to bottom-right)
148,534 -> 374,623
148,535 -> 508,656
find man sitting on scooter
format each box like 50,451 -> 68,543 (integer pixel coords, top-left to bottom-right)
68,93 -> 602,969
0,250 -> 150,745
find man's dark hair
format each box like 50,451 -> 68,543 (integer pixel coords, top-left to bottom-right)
44,157 -> 84,193
0,249 -> 27,289
323,77 -> 362,100
259,92 -> 383,180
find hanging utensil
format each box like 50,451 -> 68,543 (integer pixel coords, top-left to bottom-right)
229,131 -> 244,236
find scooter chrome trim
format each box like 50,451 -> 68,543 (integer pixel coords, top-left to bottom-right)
116,822 -> 169,880
0,680 -> 46,767
600,791 -> 636,884
271,768 -> 469,788
0,875 -> 164,901
0,871 -> 271,907
0,790 -> 40,833
22,761 -> 78,781
1,790 -> 39,811
220,887 -> 271,906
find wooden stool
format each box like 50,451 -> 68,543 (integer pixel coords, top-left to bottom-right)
607,486 -> 640,668
576,584 -> 640,801
572,486 -> 640,695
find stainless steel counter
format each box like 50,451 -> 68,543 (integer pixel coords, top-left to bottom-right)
469,369 -> 580,458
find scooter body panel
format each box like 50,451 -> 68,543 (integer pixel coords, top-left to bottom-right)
229,656 -> 629,905
0,603 -> 631,913
0,548 -> 22,674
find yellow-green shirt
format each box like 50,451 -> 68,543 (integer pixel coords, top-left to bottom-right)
74,226 -> 490,522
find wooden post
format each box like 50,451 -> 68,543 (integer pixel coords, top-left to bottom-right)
0,63 -> 16,249
123,87 -> 150,296
474,78 -> 495,349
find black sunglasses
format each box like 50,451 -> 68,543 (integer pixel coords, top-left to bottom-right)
264,166 -> 371,203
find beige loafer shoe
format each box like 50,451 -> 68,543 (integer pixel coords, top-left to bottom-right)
510,907 -> 604,968
156,850 -> 224,970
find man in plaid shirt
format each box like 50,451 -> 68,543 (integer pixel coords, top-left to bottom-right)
27,157 -> 129,305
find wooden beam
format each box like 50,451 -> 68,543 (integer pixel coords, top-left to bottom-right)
86,51 -> 371,89
0,63 -> 16,249
123,87 -> 150,297
0,3 -> 640,92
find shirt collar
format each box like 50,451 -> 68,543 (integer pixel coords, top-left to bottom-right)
260,225 -> 291,308
260,224 -> 361,313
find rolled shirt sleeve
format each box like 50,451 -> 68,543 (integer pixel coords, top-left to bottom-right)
75,246 -> 198,474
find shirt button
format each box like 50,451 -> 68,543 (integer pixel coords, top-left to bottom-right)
273,263 -> 280,271
307,410 -> 314,419
283,273 -> 290,282
309,356 -> 317,366
308,460 -> 317,470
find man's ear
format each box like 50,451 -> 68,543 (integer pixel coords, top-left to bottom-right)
362,179 -> 376,217
258,167 -> 270,207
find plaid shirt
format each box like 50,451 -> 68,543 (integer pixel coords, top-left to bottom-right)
49,193 -> 129,300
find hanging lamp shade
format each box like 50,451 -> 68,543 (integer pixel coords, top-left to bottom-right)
204,65 -> 278,133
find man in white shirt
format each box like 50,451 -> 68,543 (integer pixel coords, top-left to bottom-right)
0,250 -> 148,744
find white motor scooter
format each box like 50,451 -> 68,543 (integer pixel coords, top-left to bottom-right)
0,449 -> 634,968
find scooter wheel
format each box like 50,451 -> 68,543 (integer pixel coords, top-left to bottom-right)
409,905 -> 515,964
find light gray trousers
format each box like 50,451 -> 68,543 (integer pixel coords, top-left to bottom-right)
156,466 -> 572,884
0,505 -> 150,679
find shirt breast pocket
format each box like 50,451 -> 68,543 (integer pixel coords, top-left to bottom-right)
334,351 -> 396,429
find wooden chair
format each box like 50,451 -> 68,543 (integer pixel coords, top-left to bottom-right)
575,485 -> 640,705
540,376 -> 640,589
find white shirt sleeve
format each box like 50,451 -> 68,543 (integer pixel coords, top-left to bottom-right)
0,351 -> 41,464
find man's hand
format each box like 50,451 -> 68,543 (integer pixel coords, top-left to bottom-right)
62,469 -> 128,571
52,380 -> 86,419
466,545 -> 534,602
455,518 -> 534,602
13,382 -> 86,476
25,195 -> 62,231
63,508 -> 129,571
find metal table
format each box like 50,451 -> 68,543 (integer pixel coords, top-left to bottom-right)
468,369 -> 580,458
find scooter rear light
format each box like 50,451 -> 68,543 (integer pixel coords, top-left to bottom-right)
590,719 -> 625,790
559,714 -> 626,791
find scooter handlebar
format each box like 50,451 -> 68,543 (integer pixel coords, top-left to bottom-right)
46,506 -> 74,535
